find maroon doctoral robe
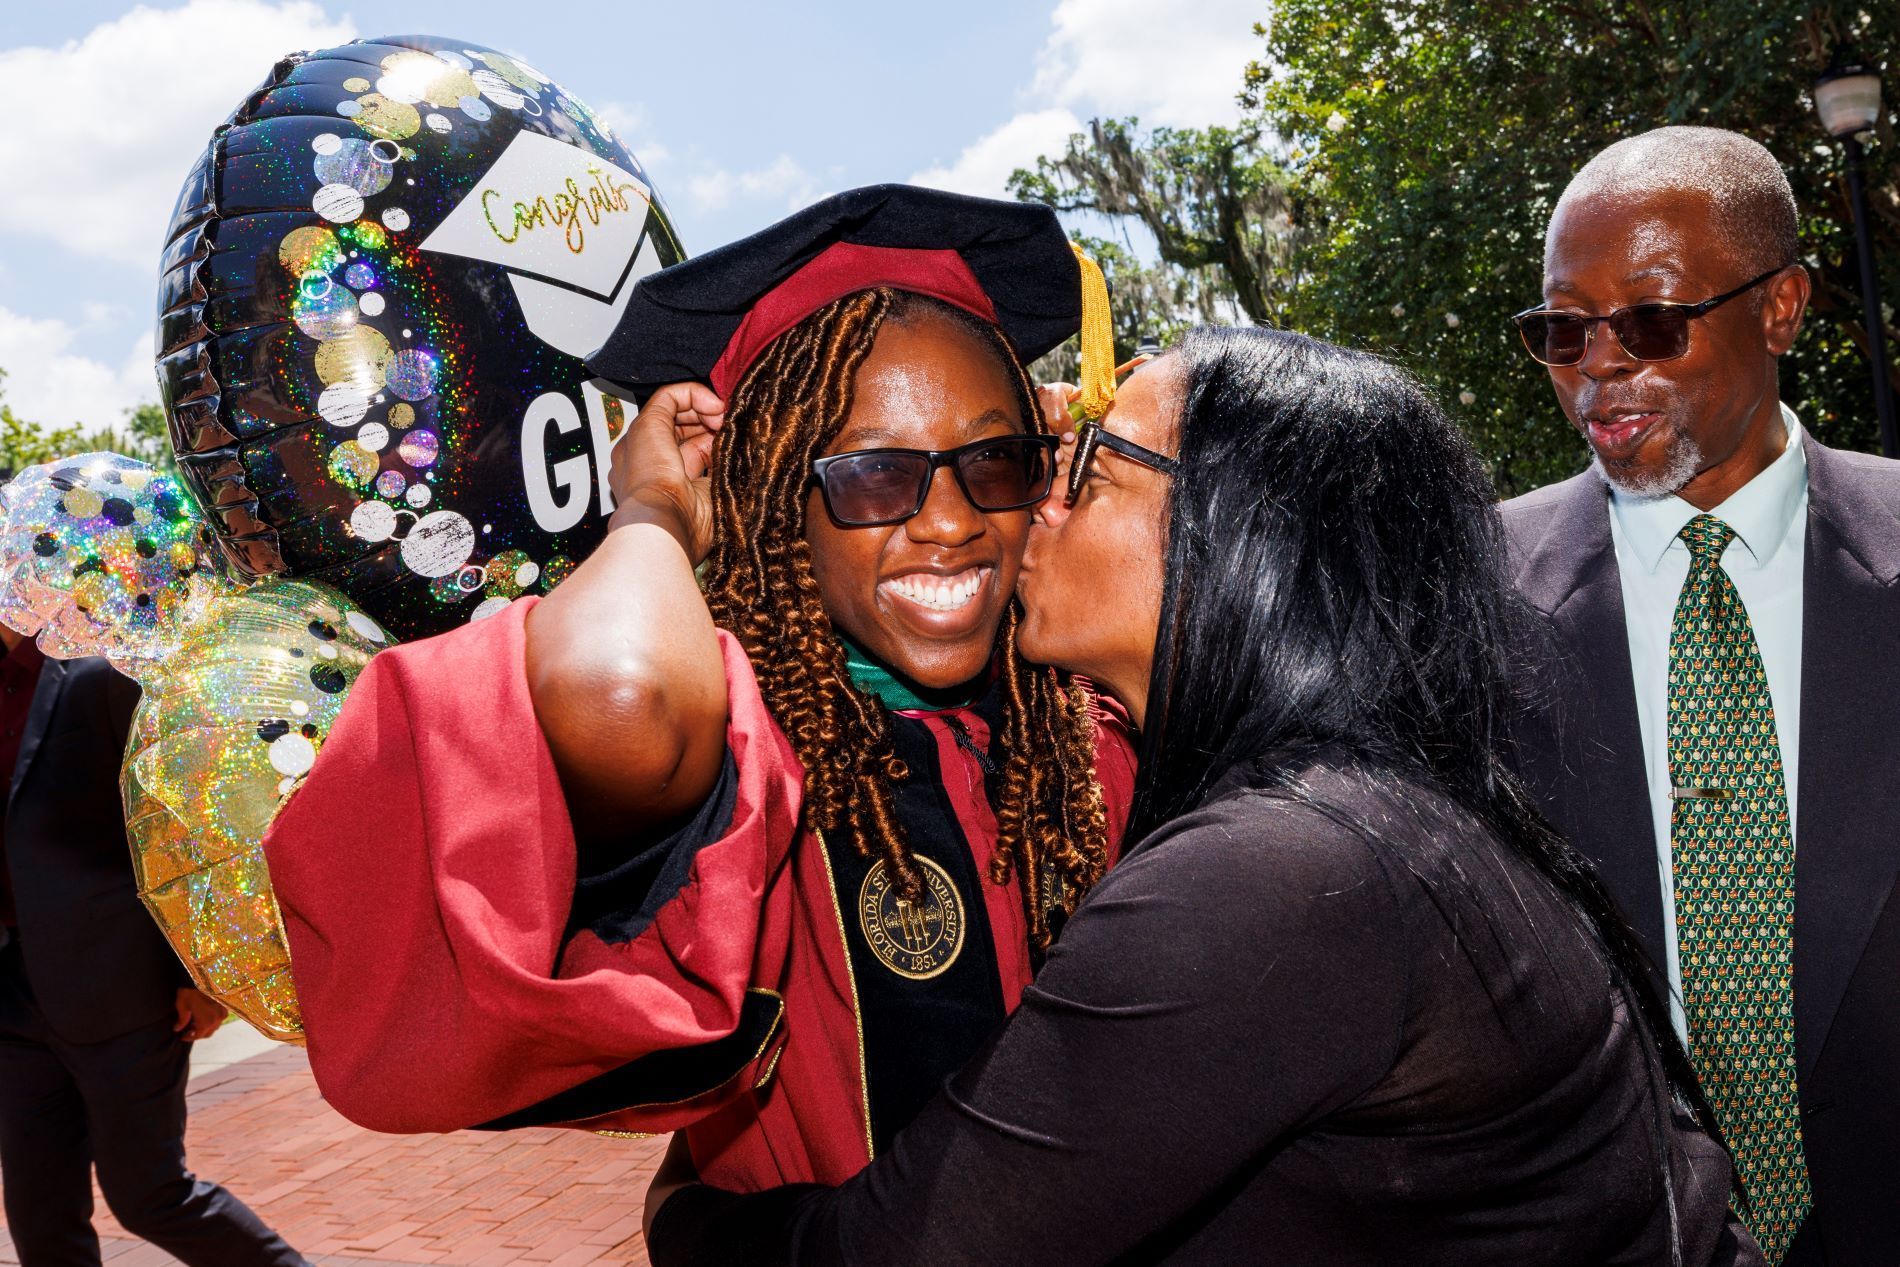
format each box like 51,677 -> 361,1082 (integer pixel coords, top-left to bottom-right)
263,597 -> 1134,1190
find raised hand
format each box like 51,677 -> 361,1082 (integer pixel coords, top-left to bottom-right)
607,382 -> 728,564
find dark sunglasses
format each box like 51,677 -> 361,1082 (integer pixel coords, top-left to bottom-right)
1064,421 -> 1180,507
1511,266 -> 1788,367
810,433 -> 1059,527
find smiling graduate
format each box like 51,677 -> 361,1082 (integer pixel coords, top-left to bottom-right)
261,185 -> 1136,1190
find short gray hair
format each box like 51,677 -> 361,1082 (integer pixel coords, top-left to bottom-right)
1551,126 -> 1798,275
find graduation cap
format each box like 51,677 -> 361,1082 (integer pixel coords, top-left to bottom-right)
584,184 -> 1089,402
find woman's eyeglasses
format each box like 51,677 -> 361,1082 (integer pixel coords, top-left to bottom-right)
810,434 -> 1059,527
1064,421 -> 1179,507
1511,266 -> 1787,367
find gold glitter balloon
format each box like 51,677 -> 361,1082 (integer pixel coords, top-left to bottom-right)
122,579 -> 388,1042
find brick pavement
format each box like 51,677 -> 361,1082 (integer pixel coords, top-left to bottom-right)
0,1045 -> 668,1266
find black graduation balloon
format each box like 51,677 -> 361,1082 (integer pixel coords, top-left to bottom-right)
156,36 -> 684,641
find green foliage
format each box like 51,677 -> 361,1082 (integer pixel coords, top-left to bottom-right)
1250,1 -> 1898,493
1010,119 -> 1300,327
116,402 -> 179,475
0,370 -> 89,478
1027,234 -> 1207,383
0,369 -> 175,480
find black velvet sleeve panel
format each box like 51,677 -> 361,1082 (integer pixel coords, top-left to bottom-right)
567,749 -> 740,946
474,988 -> 784,1131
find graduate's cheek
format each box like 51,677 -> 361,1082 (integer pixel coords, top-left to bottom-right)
802,485 -> 890,648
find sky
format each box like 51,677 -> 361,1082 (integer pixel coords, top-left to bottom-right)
0,0 -> 1263,431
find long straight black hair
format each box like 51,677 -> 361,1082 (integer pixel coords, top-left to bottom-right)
1129,326 -> 1721,1244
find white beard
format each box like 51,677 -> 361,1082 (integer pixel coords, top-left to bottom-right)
1595,430 -> 1706,499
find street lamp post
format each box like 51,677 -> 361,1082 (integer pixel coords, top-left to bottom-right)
1816,48 -> 1897,457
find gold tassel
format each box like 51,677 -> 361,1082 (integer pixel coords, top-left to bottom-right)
1068,242 -> 1116,424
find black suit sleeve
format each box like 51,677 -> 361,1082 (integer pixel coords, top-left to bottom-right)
97,668 -> 187,990
103,666 -> 139,749
647,795 -> 1410,1266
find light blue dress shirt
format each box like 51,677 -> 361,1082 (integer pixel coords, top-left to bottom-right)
1606,404 -> 1809,1039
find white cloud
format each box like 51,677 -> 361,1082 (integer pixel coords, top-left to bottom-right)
0,0 -> 357,268
686,155 -> 821,215
913,0 -> 1261,201
685,169 -> 732,212
911,108 -> 1082,199
1033,0 -> 1261,127
594,100 -> 671,169
740,156 -> 822,206
593,103 -> 820,225
0,307 -> 156,432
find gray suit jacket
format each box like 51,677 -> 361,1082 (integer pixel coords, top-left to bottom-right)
1502,435 -> 1900,1267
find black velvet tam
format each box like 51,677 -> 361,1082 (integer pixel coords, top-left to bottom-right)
584,184 -> 1080,401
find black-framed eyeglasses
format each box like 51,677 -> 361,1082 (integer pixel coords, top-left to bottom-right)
1511,266 -> 1789,367
810,433 -> 1059,527
1064,421 -> 1180,507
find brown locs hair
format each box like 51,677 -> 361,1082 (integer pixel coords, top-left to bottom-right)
698,288 -> 1110,944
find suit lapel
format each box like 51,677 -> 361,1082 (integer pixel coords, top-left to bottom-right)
1514,473 -> 1669,975
1791,437 -> 1900,1081
8,655 -> 69,808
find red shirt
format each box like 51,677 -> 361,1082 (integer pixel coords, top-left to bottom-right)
0,635 -> 44,927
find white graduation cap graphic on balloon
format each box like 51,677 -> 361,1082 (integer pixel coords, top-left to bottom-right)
419,129 -> 667,359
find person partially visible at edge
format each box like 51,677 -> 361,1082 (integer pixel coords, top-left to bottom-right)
259,186 -> 1135,1189
1501,126 -> 1900,1267
639,328 -> 1766,1266
0,620 -> 305,1266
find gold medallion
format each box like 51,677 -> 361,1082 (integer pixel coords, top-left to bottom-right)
857,856 -> 966,981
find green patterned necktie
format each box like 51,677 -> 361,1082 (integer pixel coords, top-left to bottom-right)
1668,513 -> 1811,1262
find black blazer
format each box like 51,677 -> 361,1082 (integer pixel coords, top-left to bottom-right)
1502,435 -> 1900,1267
3,655 -> 185,1044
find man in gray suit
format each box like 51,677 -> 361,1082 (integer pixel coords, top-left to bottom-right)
1503,126 -> 1899,1267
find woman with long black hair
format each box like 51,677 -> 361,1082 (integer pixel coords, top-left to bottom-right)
645,327 -> 1763,1265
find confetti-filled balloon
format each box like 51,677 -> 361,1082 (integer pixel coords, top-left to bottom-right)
0,452 -> 389,1040
0,453 -> 222,669
125,579 -> 387,1041
157,36 -> 683,640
